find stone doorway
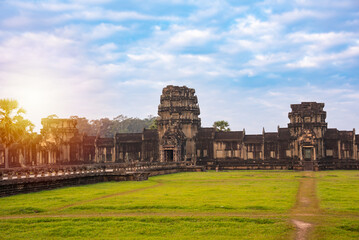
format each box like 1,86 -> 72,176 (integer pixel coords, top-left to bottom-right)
164,150 -> 174,162
302,147 -> 315,171
303,148 -> 312,160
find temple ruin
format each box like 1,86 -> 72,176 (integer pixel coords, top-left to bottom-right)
1,85 -> 358,171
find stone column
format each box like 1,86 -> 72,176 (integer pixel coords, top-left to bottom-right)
174,149 -> 178,162
66,144 -> 70,162
48,151 -> 51,164
159,146 -> 164,162
338,140 -> 341,159
243,144 -> 247,160
294,141 -> 298,158
112,147 -> 116,162
261,143 -> 265,160
353,130 -> 357,160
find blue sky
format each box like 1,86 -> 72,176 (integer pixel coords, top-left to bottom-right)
0,0 -> 359,133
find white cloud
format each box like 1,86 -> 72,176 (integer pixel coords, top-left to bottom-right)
230,15 -> 281,36
2,15 -> 35,27
287,31 -> 358,50
6,1 -> 80,11
53,9 -> 177,22
89,23 -> 126,39
295,0 -> 359,8
1,0 -> 359,133
127,52 -> 175,63
7,0 -> 112,11
248,53 -> 291,67
220,15 -> 284,54
53,23 -> 126,41
286,56 -> 318,68
187,1 -> 248,22
287,44 -> 359,68
270,9 -> 330,23
0,31 -> 122,130
166,29 -> 213,48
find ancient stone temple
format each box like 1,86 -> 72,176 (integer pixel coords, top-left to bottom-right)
158,86 -> 200,163
40,118 -> 79,164
0,85 -> 358,170
195,101 -> 358,171
288,102 -> 328,170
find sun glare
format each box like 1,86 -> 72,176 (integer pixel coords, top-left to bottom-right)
13,83 -> 60,132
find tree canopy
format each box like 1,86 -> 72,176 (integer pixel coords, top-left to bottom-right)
0,99 -> 34,168
70,115 -> 157,137
213,120 -> 231,132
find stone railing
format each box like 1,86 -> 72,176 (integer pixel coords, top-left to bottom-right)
0,162 -> 203,197
0,162 -> 186,181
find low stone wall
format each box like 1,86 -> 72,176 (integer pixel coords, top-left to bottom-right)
317,159 -> 359,170
0,172 -> 149,198
0,163 -> 203,197
148,165 -> 203,177
197,159 -> 299,171
197,158 -> 359,171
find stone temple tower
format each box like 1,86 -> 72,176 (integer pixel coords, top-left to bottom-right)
157,85 -> 201,163
288,102 -> 327,170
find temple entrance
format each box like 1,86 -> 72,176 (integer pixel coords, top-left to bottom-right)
164,150 -> 174,162
160,126 -> 186,162
303,148 -> 312,160
302,147 -> 314,171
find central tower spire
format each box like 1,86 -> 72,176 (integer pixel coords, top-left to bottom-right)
157,85 -> 201,163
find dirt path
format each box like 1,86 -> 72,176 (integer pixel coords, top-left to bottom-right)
291,171 -> 320,240
54,181 -> 164,211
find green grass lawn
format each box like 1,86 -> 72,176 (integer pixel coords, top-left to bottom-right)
0,217 -> 292,240
0,171 -> 301,216
0,180 -> 157,216
0,170 -> 358,239
312,171 -> 359,240
61,171 -> 300,215
316,171 -> 359,214
0,171 -> 299,239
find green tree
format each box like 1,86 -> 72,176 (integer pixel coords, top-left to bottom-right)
70,115 -> 157,137
213,120 -> 231,132
149,118 -> 158,130
20,124 -> 38,166
0,99 -> 33,168
70,116 -> 98,136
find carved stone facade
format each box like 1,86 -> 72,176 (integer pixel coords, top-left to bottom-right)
196,101 -> 358,171
1,85 -> 358,170
40,118 -> 79,164
288,102 -> 327,170
158,86 -> 200,163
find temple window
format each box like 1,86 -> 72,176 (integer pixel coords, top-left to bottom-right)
203,150 -> 207,157
286,150 -> 292,157
326,149 -> 333,157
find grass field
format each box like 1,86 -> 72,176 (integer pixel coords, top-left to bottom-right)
0,170 -> 358,239
312,171 -> 359,240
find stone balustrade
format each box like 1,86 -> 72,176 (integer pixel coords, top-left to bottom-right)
0,162 -> 203,197
0,162 -> 186,181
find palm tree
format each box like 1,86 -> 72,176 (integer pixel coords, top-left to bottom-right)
20,124 -> 38,166
0,99 -> 33,168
